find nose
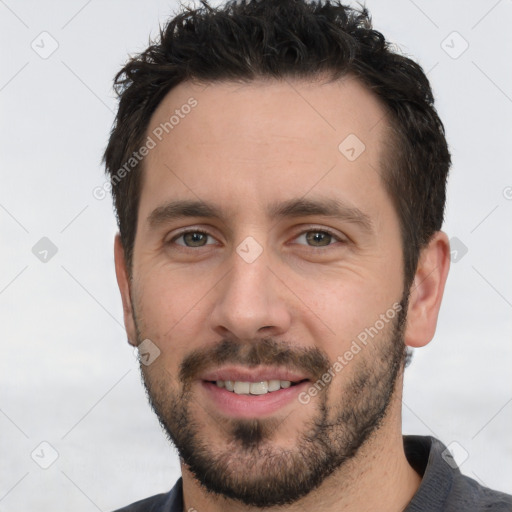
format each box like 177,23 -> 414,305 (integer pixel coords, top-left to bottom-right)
209,247 -> 292,341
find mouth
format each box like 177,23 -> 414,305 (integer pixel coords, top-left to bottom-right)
204,378 -> 309,395
199,367 -> 312,418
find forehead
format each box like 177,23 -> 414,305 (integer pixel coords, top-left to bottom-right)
139,77 -> 391,224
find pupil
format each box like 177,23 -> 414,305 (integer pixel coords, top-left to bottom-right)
185,232 -> 206,246
306,231 -> 331,246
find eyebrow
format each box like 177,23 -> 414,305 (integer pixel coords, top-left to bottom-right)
268,197 -> 373,233
147,197 -> 373,234
148,200 -> 224,228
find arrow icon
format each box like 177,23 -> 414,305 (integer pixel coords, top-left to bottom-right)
31,31 -> 59,60
448,236 -> 468,263
236,236 -> 263,263
338,134 -> 365,161
440,31 -> 468,59
31,441 -> 59,469
32,237 -> 58,262
138,339 -> 161,366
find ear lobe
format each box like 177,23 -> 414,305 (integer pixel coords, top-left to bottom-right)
114,234 -> 138,346
404,231 -> 451,348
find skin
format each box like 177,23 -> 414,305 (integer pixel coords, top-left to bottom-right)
114,77 -> 450,511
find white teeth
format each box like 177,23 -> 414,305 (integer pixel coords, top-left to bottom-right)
233,381 -> 250,394
214,379 -> 295,394
268,379 -> 281,392
249,381 -> 268,395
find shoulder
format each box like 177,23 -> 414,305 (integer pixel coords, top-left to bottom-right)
111,492 -> 170,512
111,477 -> 183,512
449,472 -> 512,511
404,436 -> 512,512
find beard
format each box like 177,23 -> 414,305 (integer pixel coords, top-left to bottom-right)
135,294 -> 409,508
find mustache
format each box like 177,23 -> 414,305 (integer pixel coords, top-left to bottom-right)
179,337 -> 331,385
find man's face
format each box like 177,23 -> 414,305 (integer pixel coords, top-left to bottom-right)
126,77 -> 408,506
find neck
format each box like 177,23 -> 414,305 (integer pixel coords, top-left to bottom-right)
181,386 -> 421,512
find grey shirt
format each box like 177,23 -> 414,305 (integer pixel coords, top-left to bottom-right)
113,435 -> 512,511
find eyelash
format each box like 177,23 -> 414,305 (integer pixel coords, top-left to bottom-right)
168,227 -> 345,249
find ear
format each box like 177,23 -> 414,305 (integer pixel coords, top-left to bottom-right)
404,231 -> 450,348
114,234 -> 138,346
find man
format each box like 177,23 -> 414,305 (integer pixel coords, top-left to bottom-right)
104,1 -> 512,511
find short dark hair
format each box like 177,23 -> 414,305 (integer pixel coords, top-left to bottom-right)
104,0 -> 450,287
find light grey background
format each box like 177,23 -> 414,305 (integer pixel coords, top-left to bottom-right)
1,0 -> 511,510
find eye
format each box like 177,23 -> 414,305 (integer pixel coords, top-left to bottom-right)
293,229 -> 342,248
171,230 -> 217,247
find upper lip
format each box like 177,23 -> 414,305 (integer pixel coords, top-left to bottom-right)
201,366 -> 311,383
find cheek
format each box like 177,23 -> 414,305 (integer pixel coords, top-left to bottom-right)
299,272 -> 401,357
132,267 -> 211,348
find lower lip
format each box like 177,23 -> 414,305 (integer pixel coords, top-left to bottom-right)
201,380 -> 309,418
